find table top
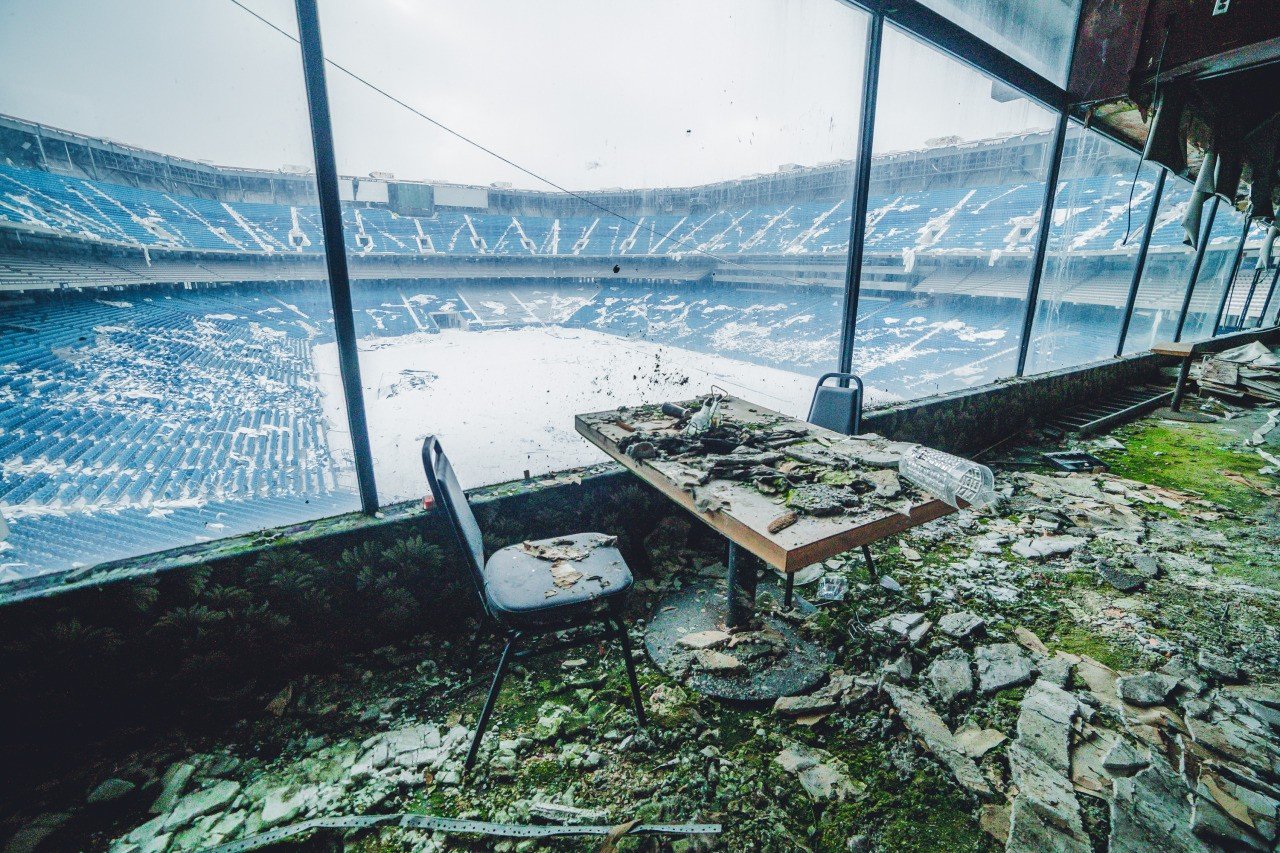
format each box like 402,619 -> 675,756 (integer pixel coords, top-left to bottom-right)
575,395 -> 957,572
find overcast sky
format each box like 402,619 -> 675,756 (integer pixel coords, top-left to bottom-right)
0,0 -> 1053,190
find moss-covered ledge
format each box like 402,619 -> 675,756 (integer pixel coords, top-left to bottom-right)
0,460 -> 674,786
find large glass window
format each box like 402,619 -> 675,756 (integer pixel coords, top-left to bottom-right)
1121,176 -> 1199,354
1180,204 -> 1249,343
913,0 -> 1081,86
318,0 -> 869,497
1215,223 -> 1272,334
0,0 -> 359,584
1023,124 -> 1161,374
856,24 -> 1057,400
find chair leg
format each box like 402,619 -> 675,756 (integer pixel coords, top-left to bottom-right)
465,631 -> 518,774
862,544 -> 876,578
783,572 -> 795,609
612,619 -> 647,727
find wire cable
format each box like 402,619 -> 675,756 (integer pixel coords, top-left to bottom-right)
227,0 -> 852,291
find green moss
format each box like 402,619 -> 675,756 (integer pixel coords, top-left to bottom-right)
1097,422 -> 1269,515
1048,623 -> 1139,672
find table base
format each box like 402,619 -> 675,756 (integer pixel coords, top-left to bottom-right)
644,579 -> 832,702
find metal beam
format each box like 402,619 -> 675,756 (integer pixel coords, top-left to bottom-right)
837,9 -> 884,378
1211,213 -> 1253,337
295,0 -> 380,514
1015,111 -> 1070,377
862,0 -> 1066,111
1115,168 -> 1166,357
1257,263 -> 1280,329
1174,196 -> 1220,342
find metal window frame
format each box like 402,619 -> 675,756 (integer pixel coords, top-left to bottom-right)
837,8 -> 885,377
1211,214 -> 1254,337
1257,263 -> 1280,329
1174,196 -> 1221,342
1015,111 -> 1071,377
1116,168 -> 1167,356
295,0 -> 379,514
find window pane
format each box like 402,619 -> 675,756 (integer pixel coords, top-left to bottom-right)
856,24 -> 1056,399
913,0 -> 1081,86
1023,124 -> 1160,374
0,0 -> 360,584
319,0 -> 868,497
1121,177 -> 1199,354
1180,205 -> 1248,343
1215,223 -> 1273,333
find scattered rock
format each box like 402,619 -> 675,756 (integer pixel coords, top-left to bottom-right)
1011,535 -> 1085,560
87,778 -> 136,804
974,643 -> 1034,693
883,684 -> 993,799
260,786 -> 310,829
936,611 -> 985,640
677,630 -> 730,650
1110,754 -> 1204,853
150,762 -> 197,814
1098,553 -> 1160,591
882,652 -> 912,682
1038,655 -> 1075,689
1013,626 -> 1049,656
925,649 -> 973,705
1197,649 -> 1242,683
954,726 -> 1007,760
773,694 -> 838,718
4,814 -> 70,853
775,744 -> 860,802
1117,672 -> 1180,707
161,780 -> 241,831
695,650 -> 745,673
978,803 -> 1010,845
1102,738 -> 1149,777
1016,680 -> 1078,774
868,612 -> 929,645
879,575 -> 903,593
1007,744 -> 1091,853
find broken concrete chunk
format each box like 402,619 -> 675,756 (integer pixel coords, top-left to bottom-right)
1016,680 -> 1078,774
974,643 -> 1034,693
1197,649 -> 1242,683
1117,671 -> 1181,707
150,762 -> 197,815
1007,744 -> 1091,853
926,649 -> 974,705
1038,655 -> 1075,689
87,778 -> 136,804
868,612 -> 929,645
776,744 -> 860,802
1110,754 -> 1206,853
955,726 -> 1007,760
883,684 -> 993,799
1102,738 -> 1150,777
1013,626 -> 1049,657
773,694 -> 839,718
936,611 -> 985,639
677,630 -> 730,650
161,780 -> 241,831
864,468 -> 902,498
695,650 -> 745,673
1011,535 -> 1085,560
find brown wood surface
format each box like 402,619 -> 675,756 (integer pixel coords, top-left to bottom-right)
1152,341 -> 1195,357
575,396 -> 957,573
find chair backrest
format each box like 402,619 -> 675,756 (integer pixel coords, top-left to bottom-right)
421,436 -> 486,598
808,372 -> 865,436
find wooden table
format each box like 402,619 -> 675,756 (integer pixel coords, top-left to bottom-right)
576,395 -> 957,628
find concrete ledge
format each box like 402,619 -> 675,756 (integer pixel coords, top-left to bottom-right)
862,353 -> 1166,453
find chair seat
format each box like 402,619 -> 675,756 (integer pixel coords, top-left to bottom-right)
483,532 -> 633,631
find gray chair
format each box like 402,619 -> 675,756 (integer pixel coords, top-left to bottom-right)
787,372 -> 876,607
421,436 -> 646,773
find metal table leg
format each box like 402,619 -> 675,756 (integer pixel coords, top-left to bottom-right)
725,542 -> 757,629
1170,355 -> 1193,412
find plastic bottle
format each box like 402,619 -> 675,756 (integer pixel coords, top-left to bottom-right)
898,445 -> 995,509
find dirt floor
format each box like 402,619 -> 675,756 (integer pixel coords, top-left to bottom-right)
15,403 -> 1280,853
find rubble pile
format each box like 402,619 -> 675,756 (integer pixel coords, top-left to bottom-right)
1194,342 -> 1280,404
11,412 -> 1280,853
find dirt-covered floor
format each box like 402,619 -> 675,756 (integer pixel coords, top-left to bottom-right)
17,404 -> 1280,853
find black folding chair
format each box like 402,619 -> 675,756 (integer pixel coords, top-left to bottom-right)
421,436 -> 646,773
786,372 -> 876,607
